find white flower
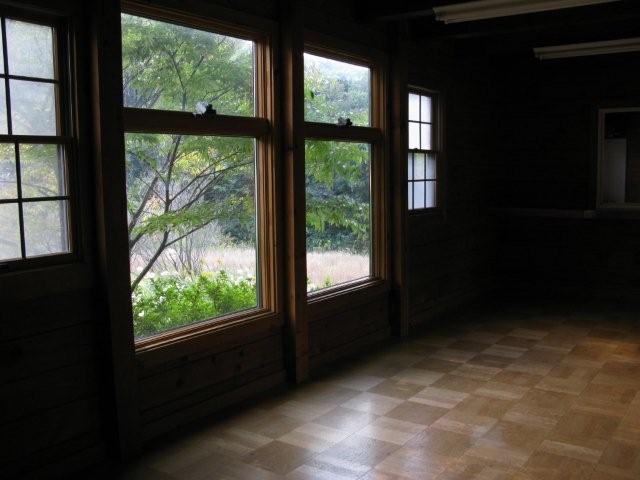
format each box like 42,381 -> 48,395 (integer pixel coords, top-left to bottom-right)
138,310 -> 145,318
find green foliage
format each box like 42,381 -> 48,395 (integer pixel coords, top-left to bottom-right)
132,272 -> 257,338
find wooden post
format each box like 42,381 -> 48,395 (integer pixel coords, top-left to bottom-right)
89,0 -> 141,458
281,0 -> 309,383
390,23 -> 410,337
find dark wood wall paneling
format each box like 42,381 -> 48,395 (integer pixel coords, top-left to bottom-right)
490,53 -> 640,300
0,0 -> 498,477
0,1 -> 111,477
406,41 -> 496,328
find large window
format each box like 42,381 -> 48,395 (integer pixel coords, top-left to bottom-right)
408,90 -> 440,210
121,11 -> 271,340
0,16 -> 72,263
304,50 -> 381,293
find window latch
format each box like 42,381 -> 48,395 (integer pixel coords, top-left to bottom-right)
337,117 -> 352,127
194,103 -> 217,118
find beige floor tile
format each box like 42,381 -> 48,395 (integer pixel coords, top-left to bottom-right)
278,422 -> 350,453
409,386 -> 469,409
357,416 -> 425,445
314,405 -> 378,433
321,433 -> 400,468
245,440 -> 315,476
391,368 -> 444,387
523,450 -> 596,480
367,379 -> 426,400
431,374 -> 486,394
341,392 -> 405,416
406,426 -> 475,459
385,400 -> 449,426
431,410 -> 498,439
430,348 -> 477,364
374,446 -> 450,478
474,381 -> 530,401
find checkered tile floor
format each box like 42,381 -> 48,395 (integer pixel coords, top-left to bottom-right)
118,299 -> 640,479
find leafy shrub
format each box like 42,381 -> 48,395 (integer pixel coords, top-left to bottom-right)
132,271 -> 256,338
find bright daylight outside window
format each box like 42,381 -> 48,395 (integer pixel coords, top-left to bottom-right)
304,52 -> 372,292
408,91 -> 438,210
121,14 -> 259,339
0,17 -> 71,262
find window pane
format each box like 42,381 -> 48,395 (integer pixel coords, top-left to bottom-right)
413,181 -> 426,209
409,122 -> 420,149
413,153 -> 425,180
6,19 -> 55,79
23,200 -> 69,257
304,53 -> 370,126
408,93 -> 420,121
121,14 -> 254,117
408,182 -> 413,209
0,27 -> 4,75
20,144 -> 65,198
305,140 -> 370,292
421,123 -> 432,150
426,153 -> 437,180
421,95 -> 432,123
0,80 -> 7,134
125,133 -> 258,339
0,143 -> 17,199
10,80 -> 57,135
407,153 -> 413,180
425,181 -> 436,208
0,203 -> 21,260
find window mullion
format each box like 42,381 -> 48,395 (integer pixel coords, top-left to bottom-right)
123,107 -> 269,138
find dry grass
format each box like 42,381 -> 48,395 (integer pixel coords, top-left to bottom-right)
133,247 -> 369,289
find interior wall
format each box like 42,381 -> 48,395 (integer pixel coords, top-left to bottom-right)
406,41 -> 496,329
0,2 -> 111,478
490,53 -> 640,300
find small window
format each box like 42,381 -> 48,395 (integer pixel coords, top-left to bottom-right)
598,108 -> 640,208
0,16 -> 72,263
303,50 -> 379,294
408,90 -> 440,210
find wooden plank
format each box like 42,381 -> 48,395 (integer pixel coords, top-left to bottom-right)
140,362 -> 284,425
0,289 -> 94,341
0,362 -> 100,425
0,397 -> 102,464
0,323 -> 97,382
89,0 -> 140,457
281,0 -> 309,383
138,334 -> 283,410
304,122 -> 383,143
123,108 -> 271,138
390,23 -> 410,337
137,313 -> 282,374
142,370 -> 286,442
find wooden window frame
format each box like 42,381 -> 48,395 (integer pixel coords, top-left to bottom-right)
596,106 -> 640,211
303,33 -> 388,303
0,6 -> 80,272
407,86 -> 443,214
121,2 -> 281,352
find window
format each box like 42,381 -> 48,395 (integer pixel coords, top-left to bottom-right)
304,49 -> 381,293
598,108 -> 640,209
121,10 -> 273,340
0,16 -> 71,263
408,90 -> 439,210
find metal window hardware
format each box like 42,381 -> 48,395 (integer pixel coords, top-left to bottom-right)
337,117 -> 352,127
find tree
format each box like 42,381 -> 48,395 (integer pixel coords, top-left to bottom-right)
122,14 -> 255,289
122,13 -> 371,295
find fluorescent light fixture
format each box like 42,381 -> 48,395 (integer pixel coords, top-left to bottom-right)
433,0 -> 621,24
534,38 -> 640,59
